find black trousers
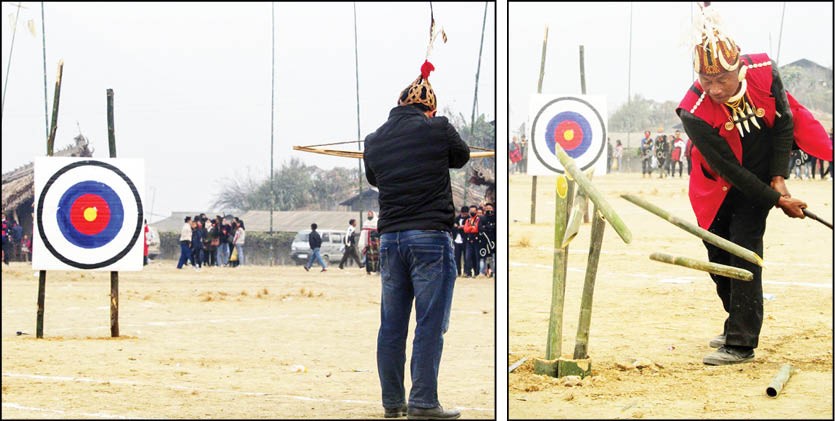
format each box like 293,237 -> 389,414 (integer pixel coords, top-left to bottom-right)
705,190 -> 769,349
454,241 -> 465,275
339,245 -> 362,268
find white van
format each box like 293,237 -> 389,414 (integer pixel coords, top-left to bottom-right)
290,229 -> 345,265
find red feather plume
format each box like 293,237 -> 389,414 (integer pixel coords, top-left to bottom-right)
421,60 -> 435,80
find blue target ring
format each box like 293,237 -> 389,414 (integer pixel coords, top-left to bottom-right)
56,181 -> 124,249
545,111 -> 593,158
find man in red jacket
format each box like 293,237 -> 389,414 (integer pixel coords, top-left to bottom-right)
676,4 -> 830,366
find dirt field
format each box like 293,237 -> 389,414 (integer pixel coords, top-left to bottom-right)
1,261 -> 495,419
508,172 -> 833,419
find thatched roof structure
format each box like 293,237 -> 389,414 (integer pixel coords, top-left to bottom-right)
2,134 -> 94,212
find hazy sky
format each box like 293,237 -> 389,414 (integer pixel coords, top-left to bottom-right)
509,2 -> 834,135
2,2 -> 495,221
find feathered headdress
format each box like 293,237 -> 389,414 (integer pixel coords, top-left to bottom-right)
398,3 -> 447,111
690,2 -> 740,75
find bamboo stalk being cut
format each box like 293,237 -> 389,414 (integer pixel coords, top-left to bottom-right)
649,252 -> 753,281
621,194 -> 763,267
553,143 -> 632,244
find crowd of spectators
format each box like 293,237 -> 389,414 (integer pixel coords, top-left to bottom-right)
453,202 -> 497,279
176,213 -> 246,270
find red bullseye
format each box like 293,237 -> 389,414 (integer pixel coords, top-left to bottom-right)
69,194 -> 111,236
553,120 -> 584,151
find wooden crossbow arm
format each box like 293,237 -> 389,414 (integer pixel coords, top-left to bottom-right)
292,145 -> 494,159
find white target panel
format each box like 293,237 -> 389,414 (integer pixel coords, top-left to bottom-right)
33,157 -> 145,271
526,94 -> 608,176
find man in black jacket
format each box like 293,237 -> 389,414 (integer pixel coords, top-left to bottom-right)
364,60 -> 469,420
304,223 -> 327,272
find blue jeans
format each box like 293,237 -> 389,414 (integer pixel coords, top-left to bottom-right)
377,230 -> 456,410
305,248 -> 326,269
176,241 -> 192,269
235,244 -> 245,266
216,243 -> 229,266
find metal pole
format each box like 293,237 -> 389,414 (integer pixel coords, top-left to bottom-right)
269,2 -> 275,265
531,25 -> 549,224
42,2 -> 48,140
626,2 -> 633,149
2,2 -> 23,117
775,2 -> 786,66
470,1 -> 488,134
353,3 -> 363,229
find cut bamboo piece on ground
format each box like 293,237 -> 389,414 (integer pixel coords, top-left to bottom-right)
621,194 -> 763,267
649,252 -> 753,281
553,143 -> 632,244
766,364 -> 794,397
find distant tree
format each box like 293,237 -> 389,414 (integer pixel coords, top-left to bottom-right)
212,157 -> 360,212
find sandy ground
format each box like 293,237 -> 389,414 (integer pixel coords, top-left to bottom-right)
508,172 -> 833,419
1,261 -> 495,419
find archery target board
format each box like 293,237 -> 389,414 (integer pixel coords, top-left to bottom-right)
527,94 -> 608,176
33,157 -> 145,271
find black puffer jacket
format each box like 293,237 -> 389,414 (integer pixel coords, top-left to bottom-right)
364,105 -> 470,234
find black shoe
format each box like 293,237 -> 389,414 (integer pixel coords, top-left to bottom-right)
703,346 -> 754,366
384,405 -> 408,418
407,405 -> 460,420
304,266 -> 309,272
338,265 -> 343,270
321,268 -> 327,272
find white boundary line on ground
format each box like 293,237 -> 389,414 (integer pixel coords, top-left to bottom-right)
2,372 -> 493,413
2,402 -> 130,419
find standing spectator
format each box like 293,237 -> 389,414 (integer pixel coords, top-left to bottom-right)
478,203 -> 496,278
463,205 -> 481,278
364,231 -> 381,274
640,131 -> 654,178
304,223 -> 327,272
205,219 -> 218,267
143,219 -> 150,266
453,206 -> 468,276
509,136 -> 522,174
1,212 -> 9,265
671,131 -> 686,178
358,210 -> 378,268
655,135 -> 669,178
233,220 -> 246,266
191,219 -> 204,270
176,216 -> 192,269
613,140 -> 624,173
338,218 -> 362,269
606,138 -> 614,173
10,220 -> 22,261
215,216 -> 231,267
20,234 -> 31,262
362,59 -> 469,419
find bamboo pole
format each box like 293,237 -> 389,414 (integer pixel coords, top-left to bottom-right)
46,59 -> 63,156
621,194 -> 763,266
766,364 -> 793,397
578,45 -> 591,224
545,175 -> 570,360
650,252 -> 753,281
37,59 -> 64,339
553,143 -> 632,244
531,25 -> 549,225
107,88 -> 119,338
573,207 -> 605,359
